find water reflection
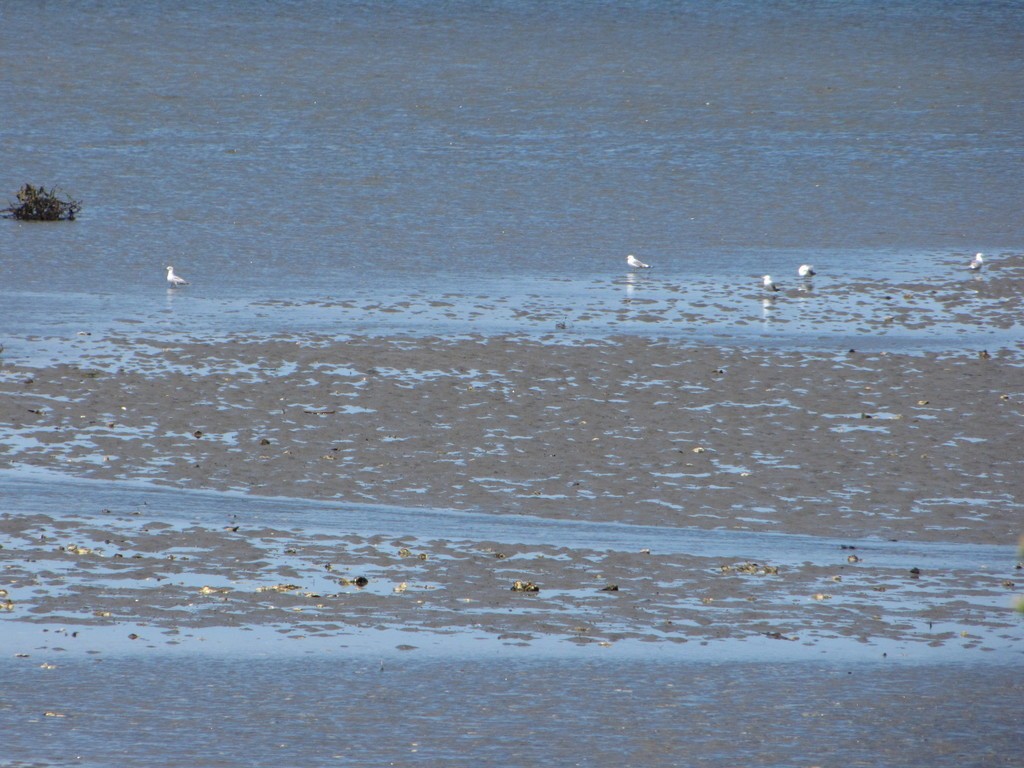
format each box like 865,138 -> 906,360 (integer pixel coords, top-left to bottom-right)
623,271 -> 654,302
625,272 -> 637,301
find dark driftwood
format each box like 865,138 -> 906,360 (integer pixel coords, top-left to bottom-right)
2,183 -> 81,221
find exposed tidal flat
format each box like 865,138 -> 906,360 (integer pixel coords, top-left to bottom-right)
2,332 -> 1023,765
2,320 -> 1022,647
2,261 -> 1023,766
3,330 -> 1023,543
3,0 -> 1024,761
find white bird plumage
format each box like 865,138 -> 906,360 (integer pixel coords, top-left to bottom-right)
626,254 -> 650,270
762,274 -> 779,292
166,265 -> 189,287
798,264 -> 816,277
969,253 -> 984,271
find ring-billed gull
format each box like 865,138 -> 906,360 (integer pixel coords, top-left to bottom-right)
166,265 -> 189,287
798,264 -> 816,277
626,254 -> 650,270
969,253 -> 984,271
762,275 -> 779,292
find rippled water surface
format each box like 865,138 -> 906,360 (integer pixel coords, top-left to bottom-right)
4,656 -> 1020,768
2,3 -> 1023,765
1,1 -> 1022,347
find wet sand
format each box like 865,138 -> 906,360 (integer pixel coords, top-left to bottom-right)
1,498 -> 1020,659
1,329 -> 1022,657
1,334 -> 1021,543
2,270 -> 1023,765
3,0 -> 1023,758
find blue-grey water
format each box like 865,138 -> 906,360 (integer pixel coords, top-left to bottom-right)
2,1 -> 1022,349
2,3 -> 1023,765
3,657 -> 1021,768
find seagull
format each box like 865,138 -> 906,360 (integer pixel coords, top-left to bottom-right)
798,264 -> 816,278
762,275 -> 779,292
626,254 -> 651,270
166,265 -> 189,287
969,253 -> 984,271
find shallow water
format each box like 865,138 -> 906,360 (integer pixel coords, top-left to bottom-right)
2,471 -> 1020,665
1,471 -> 1012,571
2,657 -> 1019,768
2,3 -> 1023,764
5,259 -> 1023,371
1,1 -> 1023,354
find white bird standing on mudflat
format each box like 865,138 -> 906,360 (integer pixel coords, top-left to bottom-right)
626,254 -> 651,270
166,265 -> 189,287
798,264 -> 816,277
762,274 -> 779,292
969,253 -> 984,271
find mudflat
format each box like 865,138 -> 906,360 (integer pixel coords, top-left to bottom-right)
1,268 -> 1022,768
0,329 -> 1021,658
1,333 -> 1021,543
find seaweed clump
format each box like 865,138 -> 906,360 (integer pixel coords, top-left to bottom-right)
3,183 -> 81,221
